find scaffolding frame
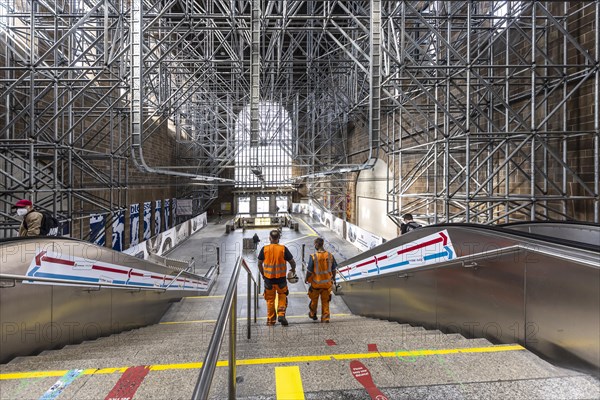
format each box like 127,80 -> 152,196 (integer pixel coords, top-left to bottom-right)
1,1 -> 598,238
382,1 -> 599,225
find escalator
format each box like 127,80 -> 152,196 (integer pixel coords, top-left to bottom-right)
0,237 -> 214,363
336,223 -> 600,374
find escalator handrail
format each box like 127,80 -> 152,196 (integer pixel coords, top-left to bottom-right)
0,272 -> 169,291
338,223 -> 599,270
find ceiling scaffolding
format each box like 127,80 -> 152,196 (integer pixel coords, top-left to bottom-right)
0,1 -> 598,238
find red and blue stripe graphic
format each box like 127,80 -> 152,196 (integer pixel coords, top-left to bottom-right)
338,230 -> 455,280
25,250 -> 207,291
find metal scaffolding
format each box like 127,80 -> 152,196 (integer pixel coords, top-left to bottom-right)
1,1 -> 598,238
382,1 -> 599,225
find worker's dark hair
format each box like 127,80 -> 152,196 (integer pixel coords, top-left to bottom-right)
314,237 -> 324,247
270,230 -> 280,240
402,213 -> 413,221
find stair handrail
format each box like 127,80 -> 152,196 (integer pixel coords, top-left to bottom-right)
191,256 -> 259,400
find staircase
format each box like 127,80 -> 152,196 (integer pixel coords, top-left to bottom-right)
1,302 -> 599,399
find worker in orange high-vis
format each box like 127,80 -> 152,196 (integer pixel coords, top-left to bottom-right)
258,230 -> 297,326
305,237 -> 338,323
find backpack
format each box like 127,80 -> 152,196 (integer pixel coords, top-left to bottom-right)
405,221 -> 422,232
40,211 -> 60,236
23,211 -> 59,236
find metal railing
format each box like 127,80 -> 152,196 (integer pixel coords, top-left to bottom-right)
191,256 -> 259,400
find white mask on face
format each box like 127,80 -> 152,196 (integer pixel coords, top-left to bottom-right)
17,208 -> 28,216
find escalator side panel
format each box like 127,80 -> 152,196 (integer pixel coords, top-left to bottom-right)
526,256 -> 600,370
435,253 -> 526,344
388,269 -> 437,329
0,284 -> 53,363
51,285 -> 113,344
342,279 -> 390,320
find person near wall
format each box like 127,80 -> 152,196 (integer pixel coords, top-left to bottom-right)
13,199 -> 43,237
252,233 -> 260,250
257,230 -> 297,326
305,237 -> 338,323
400,213 -> 422,234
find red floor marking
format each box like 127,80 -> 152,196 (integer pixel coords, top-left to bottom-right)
350,360 -> 389,400
326,339 -> 337,346
368,344 -> 378,352
104,365 -> 150,400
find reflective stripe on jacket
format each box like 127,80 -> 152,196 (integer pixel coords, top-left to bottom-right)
263,244 -> 287,279
310,251 -> 333,289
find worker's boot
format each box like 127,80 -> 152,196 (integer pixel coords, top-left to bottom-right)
278,316 -> 289,326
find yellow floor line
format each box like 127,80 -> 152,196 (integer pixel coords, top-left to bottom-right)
159,313 -> 351,325
0,345 -> 525,380
297,218 -> 318,236
282,235 -> 314,244
275,366 -> 305,400
184,292 -> 309,300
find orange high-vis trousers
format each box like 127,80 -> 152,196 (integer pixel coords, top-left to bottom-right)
308,286 -> 332,322
263,283 -> 288,325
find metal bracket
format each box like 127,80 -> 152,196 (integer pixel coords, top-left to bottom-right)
398,273 -> 413,279
462,261 -> 479,269
0,279 -> 16,288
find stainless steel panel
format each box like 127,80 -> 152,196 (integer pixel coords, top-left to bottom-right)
526,255 -> 600,370
388,269 -> 437,330
51,286 -> 113,345
341,279 -> 389,319
0,283 -> 52,362
436,254 -> 525,344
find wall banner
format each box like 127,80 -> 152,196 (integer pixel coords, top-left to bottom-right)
172,198 -> 177,222
90,214 -> 106,246
164,199 -> 171,230
155,200 -> 162,235
143,202 -> 152,240
111,211 -> 125,251
177,199 -> 193,216
345,222 -> 384,252
130,203 -> 140,246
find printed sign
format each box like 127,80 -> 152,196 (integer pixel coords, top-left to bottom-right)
90,214 -> 106,246
177,199 -> 193,216
338,230 -> 456,281
130,203 -> 140,246
143,202 -> 151,240
350,360 -> 389,400
111,211 -> 125,251
345,222 -> 384,252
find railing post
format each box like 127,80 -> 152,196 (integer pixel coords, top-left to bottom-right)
229,290 -> 237,400
254,280 -> 258,323
247,271 -> 251,339
301,243 -> 306,272
217,247 -> 220,274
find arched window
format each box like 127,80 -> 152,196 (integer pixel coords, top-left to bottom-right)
234,101 -> 292,188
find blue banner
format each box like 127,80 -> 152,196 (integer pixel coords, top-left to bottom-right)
130,203 -> 140,246
112,211 -> 125,251
90,214 -> 106,246
164,199 -> 170,230
155,200 -> 162,235
143,202 -> 151,240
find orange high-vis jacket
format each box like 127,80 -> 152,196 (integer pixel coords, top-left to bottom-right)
262,244 -> 287,279
310,251 -> 334,289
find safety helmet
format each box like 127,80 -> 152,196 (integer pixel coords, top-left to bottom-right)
287,271 -> 299,284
